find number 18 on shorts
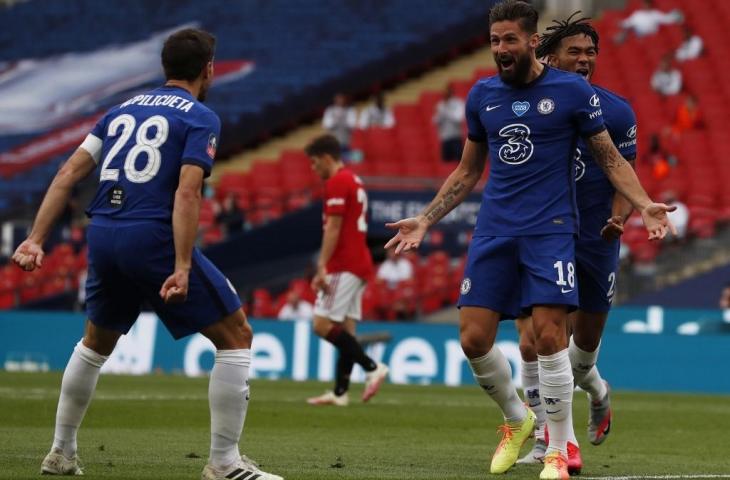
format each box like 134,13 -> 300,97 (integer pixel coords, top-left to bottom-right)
457,235 -> 579,317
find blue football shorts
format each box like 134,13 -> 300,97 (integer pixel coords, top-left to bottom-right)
85,218 -> 241,339
575,206 -> 621,314
457,234 -> 579,318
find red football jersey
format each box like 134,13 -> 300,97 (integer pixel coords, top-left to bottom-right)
323,167 -> 374,279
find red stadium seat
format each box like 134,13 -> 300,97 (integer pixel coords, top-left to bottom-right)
0,274 -> 16,309
251,288 -> 276,318
199,198 -> 216,229
288,278 -> 316,304
202,226 -> 223,246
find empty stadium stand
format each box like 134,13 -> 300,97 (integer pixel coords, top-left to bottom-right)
0,0 -> 498,218
4,0 -> 730,316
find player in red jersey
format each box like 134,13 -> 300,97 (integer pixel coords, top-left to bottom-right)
304,134 -> 388,406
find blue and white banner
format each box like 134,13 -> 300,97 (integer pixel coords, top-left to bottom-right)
0,23 -> 253,136
1,306 -> 729,393
0,24 -> 253,177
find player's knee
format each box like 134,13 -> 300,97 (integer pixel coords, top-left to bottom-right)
534,331 -> 566,356
312,316 -> 332,338
572,323 -> 602,352
203,309 -> 252,349
82,336 -> 117,357
459,328 -> 490,359
82,323 -> 120,356
519,338 -> 537,361
575,336 -> 599,353
238,317 -> 253,345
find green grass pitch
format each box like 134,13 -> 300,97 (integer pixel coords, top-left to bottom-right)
1,371 -> 729,479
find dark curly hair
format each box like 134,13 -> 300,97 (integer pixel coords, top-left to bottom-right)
536,11 -> 599,59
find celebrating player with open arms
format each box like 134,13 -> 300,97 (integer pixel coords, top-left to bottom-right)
385,2 -> 674,479
516,13 -> 639,473
12,28 -> 282,480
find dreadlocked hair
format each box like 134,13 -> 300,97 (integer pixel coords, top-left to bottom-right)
536,11 -> 599,59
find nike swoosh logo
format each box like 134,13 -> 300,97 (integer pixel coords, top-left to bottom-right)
546,409 -> 561,414
561,288 -> 574,294
485,105 -> 501,111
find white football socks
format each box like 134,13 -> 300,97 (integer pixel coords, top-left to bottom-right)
521,360 -> 546,440
469,347 -> 526,423
209,349 -> 251,470
52,340 -> 108,458
538,349 -> 574,455
568,336 -> 607,401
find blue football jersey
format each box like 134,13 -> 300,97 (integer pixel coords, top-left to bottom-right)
465,66 -> 605,236
575,84 -> 637,221
84,85 -> 220,222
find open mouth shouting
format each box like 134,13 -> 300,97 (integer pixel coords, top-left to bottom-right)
498,54 -> 516,72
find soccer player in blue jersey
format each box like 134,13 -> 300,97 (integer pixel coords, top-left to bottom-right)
385,2 -> 674,479
12,29 -> 282,480
516,13 -> 638,473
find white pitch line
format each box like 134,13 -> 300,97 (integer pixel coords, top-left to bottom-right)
582,476 -> 730,480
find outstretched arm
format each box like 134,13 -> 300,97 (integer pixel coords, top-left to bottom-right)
12,148 -> 96,271
586,131 -> 675,240
421,139 -> 488,225
586,131 -> 648,210
601,156 -> 636,241
385,139 -> 487,253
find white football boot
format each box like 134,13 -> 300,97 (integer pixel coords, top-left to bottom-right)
41,448 -> 83,475
201,455 -> 283,480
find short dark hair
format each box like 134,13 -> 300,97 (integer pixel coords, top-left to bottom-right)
305,134 -> 342,159
489,0 -> 539,34
161,28 -> 216,81
536,11 -> 600,58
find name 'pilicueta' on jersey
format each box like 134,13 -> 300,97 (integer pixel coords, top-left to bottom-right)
465,66 -> 606,237
81,85 -> 221,223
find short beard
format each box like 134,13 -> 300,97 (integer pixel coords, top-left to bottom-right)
497,53 -> 533,86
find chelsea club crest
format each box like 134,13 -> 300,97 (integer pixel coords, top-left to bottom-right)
537,98 -> 554,115
460,278 -> 472,295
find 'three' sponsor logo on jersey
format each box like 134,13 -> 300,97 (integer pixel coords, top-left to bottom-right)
498,123 -> 534,165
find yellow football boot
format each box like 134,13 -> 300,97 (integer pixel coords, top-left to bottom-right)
489,408 -> 536,474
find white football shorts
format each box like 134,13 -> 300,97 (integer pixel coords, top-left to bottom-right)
313,271 -> 366,322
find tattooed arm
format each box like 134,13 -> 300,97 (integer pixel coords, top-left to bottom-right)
601,155 -> 636,241
587,131 -> 676,240
610,155 -> 636,221
586,130 -> 650,211
385,139 -> 488,252
422,140 -> 488,225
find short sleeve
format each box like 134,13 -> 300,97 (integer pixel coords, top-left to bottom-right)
614,103 -> 638,159
182,110 -> 221,178
572,81 -> 606,138
465,84 -> 487,143
79,112 -> 109,163
90,113 -> 107,139
324,175 -> 349,216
